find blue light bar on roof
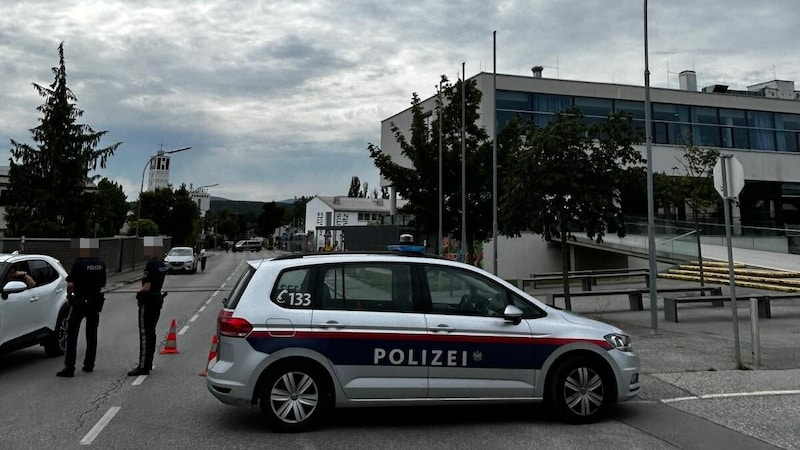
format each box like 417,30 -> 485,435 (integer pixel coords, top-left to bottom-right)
388,244 -> 426,253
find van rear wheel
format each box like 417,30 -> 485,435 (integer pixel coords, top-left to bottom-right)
260,362 -> 331,432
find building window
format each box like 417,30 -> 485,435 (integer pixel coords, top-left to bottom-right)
496,91 -> 532,110
748,111 -> 776,151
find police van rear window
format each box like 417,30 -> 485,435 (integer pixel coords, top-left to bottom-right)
223,266 -> 255,309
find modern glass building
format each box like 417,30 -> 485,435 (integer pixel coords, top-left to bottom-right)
381,71 -> 800,230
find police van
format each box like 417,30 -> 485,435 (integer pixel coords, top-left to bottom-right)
206,251 -> 640,432
232,239 -> 262,252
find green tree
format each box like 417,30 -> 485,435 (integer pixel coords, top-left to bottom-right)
128,218 -> 159,236
6,42 -> 121,237
167,184 -> 200,246
214,208 -> 240,241
500,107 -> 644,306
369,76 -> 502,262
90,178 -> 128,236
284,196 -> 310,229
136,187 -> 174,234
258,201 -> 286,237
348,176 -> 361,197
655,145 -> 721,285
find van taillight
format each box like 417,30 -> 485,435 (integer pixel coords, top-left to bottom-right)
218,309 -> 253,337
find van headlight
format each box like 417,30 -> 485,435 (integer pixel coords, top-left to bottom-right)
605,333 -> 632,352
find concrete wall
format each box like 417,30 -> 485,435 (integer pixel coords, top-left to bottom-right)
0,236 -> 172,274
483,232 -> 562,279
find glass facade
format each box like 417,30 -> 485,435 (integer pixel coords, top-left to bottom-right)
496,90 -> 800,153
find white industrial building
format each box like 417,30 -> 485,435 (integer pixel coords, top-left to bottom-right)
304,196 -> 410,250
380,70 -> 800,278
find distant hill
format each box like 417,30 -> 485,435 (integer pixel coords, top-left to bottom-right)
208,197 -> 307,216
209,198 -> 265,216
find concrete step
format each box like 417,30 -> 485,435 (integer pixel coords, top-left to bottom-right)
662,259 -> 800,292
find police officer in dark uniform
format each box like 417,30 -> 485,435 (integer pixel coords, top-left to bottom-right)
128,256 -> 168,376
57,251 -> 107,377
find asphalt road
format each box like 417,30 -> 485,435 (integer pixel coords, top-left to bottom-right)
0,251 -> 795,449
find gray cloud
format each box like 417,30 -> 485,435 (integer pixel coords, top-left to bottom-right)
2,0 -> 799,202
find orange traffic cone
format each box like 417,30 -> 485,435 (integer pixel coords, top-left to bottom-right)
160,319 -> 180,354
199,335 -> 219,377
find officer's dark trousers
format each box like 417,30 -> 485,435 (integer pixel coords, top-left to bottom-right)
64,304 -> 99,370
137,301 -> 162,371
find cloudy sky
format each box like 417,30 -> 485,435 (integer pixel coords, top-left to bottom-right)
1,1 -> 797,202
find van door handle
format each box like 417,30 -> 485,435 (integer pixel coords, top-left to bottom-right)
430,324 -> 454,333
323,320 -> 344,329
30,296 -> 40,303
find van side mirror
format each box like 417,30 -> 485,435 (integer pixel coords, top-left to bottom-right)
503,304 -> 524,325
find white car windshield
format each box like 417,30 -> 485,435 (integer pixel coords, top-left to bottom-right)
169,248 -> 193,257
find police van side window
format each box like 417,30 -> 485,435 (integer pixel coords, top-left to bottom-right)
271,268 -> 313,308
424,266 -> 508,317
319,263 -> 414,313
510,292 -> 546,318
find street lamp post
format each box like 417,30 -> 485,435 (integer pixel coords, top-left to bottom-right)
135,146 -> 191,237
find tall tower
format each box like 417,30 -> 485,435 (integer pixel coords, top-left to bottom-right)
147,149 -> 172,191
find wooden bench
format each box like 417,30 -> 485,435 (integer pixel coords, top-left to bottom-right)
519,268 -> 650,291
663,294 -> 771,323
545,286 -> 722,311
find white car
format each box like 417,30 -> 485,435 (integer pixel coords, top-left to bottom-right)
207,251 -> 640,432
0,253 -> 70,357
164,247 -> 199,273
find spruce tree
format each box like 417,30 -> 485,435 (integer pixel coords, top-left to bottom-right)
6,42 -> 121,237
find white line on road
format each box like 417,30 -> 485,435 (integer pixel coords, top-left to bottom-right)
211,290 -> 219,297
80,406 -> 120,445
131,375 -> 147,386
199,306 -> 206,312
190,314 -> 199,322
662,389 -> 800,403
179,325 -> 190,335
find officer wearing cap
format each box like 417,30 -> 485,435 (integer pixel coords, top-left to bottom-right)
128,255 -> 167,376
57,242 -> 107,378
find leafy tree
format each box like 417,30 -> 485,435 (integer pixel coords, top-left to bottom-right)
90,178 -> 128,236
136,187 -> 174,234
348,176 -> 361,197
284,196 -> 310,229
214,208 -> 240,241
369,76 -> 503,262
500,107 -> 644,306
258,201 -> 287,237
167,184 -> 200,246
128,218 -> 159,236
654,145 -> 721,285
6,42 -> 121,237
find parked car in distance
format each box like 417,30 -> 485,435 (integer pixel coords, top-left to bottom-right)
206,251 -> 640,432
164,247 -> 199,273
232,239 -> 262,252
0,252 -> 70,357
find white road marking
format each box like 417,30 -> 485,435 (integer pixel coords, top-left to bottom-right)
190,314 -> 199,322
179,325 -> 190,335
199,306 -> 206,312
80,406 -> 120,445
131,375 -> 147,386
662,389 -> 800,403
211,290 -> 219,297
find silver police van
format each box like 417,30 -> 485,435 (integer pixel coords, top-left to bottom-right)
206,252 -> 640,432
